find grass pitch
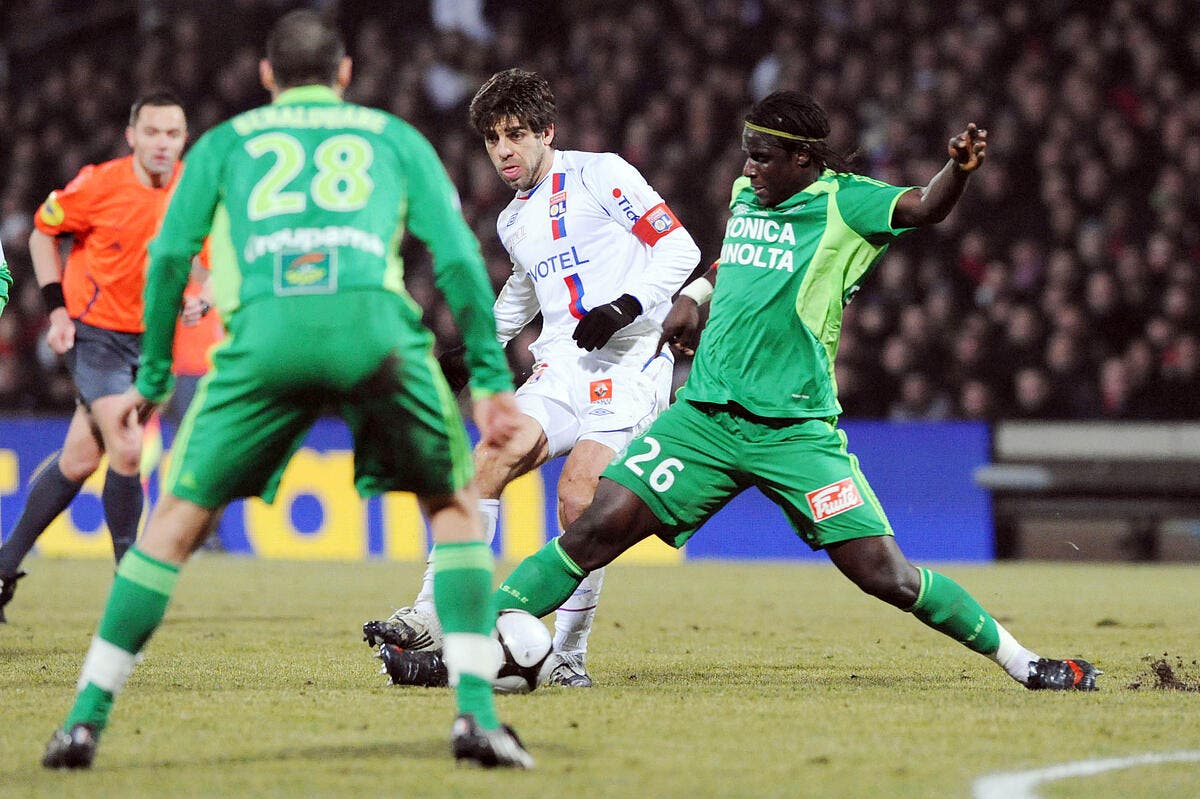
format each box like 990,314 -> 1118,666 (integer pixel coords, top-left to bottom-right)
2,556 -> 1199,798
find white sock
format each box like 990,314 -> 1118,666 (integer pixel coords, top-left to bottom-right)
990,622 -> 1041,684
553,565 -> 604,657
413,498 -> 501,617
478,498 -> 501,545
414,557 -> 436,616
78,636 -> 138,694
443,632 -> 502,687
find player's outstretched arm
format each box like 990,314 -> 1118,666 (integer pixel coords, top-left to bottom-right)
892,123 -> 987,229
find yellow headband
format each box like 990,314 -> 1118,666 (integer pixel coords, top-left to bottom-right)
743,121 -> 824,143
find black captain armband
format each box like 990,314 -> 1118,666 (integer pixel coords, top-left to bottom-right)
41,282 -> 66,311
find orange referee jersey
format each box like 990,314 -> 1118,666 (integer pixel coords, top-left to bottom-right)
34,154 -> 182,333
171,289 -> 223,376
172,244 -> 223,377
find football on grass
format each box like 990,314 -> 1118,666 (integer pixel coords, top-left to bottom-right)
492,609 -> 553,694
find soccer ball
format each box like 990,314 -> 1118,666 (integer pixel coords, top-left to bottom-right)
491,609 -> 553,694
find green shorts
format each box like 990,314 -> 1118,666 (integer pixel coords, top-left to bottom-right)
603,400 -> 893,550
166,291 -> 472,508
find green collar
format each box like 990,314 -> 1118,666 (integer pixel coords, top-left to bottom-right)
775,169 -> 837,210
273,85 -> 342,106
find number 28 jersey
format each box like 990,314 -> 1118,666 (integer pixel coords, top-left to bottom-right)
138,85 -> 508,401
493,150 -> 699,366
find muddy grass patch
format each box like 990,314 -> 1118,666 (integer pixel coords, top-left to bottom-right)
1126,653 -> 1200,692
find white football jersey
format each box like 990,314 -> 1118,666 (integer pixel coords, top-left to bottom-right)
493,150 -> 699,366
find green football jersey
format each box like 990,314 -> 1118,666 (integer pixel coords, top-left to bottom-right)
139,85 -> 510,401
681,171 -> 914,418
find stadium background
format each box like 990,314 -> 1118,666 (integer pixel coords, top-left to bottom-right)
0,0 -> 1197,561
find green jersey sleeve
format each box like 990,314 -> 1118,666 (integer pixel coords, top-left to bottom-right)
139,130 -> 226,401
831,173 -> 915,243
393,122 -> 511,396
0,241 -> 11,317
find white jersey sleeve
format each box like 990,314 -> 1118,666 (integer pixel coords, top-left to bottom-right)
577,154 -> 700,311
493,259 -> 540,345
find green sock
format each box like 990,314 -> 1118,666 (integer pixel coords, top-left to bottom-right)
432,541 -> 498,729
493,538 -> 586,617
65,547 -> 179,731
906,567 -> 1000,655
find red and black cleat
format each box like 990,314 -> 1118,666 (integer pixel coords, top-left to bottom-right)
1026,658 -> 1100,691
376,643 -> 449,687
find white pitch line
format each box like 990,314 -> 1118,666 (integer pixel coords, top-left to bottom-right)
973,750 -> 1200,799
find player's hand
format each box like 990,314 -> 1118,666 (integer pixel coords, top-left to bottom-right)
656,296 -> 702,356
572,294 -> 642,352
45,307 -> 76,354
949,123 -> 987,172
179,295 -> 212,327
115,386 -> 158,430
473,392 -> 521,449
437,344 -> 470,394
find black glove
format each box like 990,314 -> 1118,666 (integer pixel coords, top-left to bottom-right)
437,344 -> 470,394
572,293 -> 643,351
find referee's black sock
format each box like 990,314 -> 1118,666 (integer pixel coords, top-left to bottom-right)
0,459 -> 83,576
102,468 -> 144,565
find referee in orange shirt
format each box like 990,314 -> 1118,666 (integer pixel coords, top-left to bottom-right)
0,93 -> 190,622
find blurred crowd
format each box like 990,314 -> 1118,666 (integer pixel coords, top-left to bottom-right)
1,0 -> 1197,420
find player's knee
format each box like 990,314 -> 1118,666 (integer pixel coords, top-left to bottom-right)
559,507 -> 625,571
58,450 -> 100,482
107,447 -> 141,476
829,536 -> 920,608
139,495 -> 213,564
557,484 -> 593,528
851,564 -> 919,608
559,481 -> 653,571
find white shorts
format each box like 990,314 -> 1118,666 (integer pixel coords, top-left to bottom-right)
515,351 -> 673,460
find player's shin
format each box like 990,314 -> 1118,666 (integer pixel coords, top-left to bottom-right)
904,567 -> 1001,655
0,460 -> 83,576
432,541 -> 501,730
554,565 -> 604,656
905,567 -> 1043,684
495,537 -> 587,618
64,547 -> 179,731
102,468 -> 144,564
414,499 -> 501,615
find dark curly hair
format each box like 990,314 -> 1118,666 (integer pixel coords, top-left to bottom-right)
468,68 -> 557,139
745,91 -> 856,173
